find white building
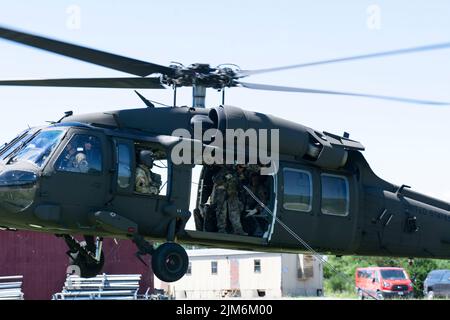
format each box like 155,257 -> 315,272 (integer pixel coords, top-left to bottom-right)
154,249 -> 323,299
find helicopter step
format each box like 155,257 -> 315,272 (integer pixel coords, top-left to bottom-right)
131,234 -> 188,283
59,234 -> 105,278
183,230 -> 267,246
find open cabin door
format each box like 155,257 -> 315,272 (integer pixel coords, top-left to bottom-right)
185,164 -> 276,247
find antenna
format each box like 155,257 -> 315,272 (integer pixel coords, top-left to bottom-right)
134,90 -> 155,108
56,110 -> 73,123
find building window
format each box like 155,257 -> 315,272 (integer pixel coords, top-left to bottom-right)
211,261 -> 218,275
186,262 -> 192,276
321,174 -> 349,216
254,259 -> 261,273
283,168 -> 312,212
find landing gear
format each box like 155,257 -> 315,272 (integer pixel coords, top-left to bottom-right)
132,234 -> 189,283
151,243 -> 189,283
61,235 -> 105,278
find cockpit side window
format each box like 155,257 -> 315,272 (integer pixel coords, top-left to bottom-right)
0,129 -> 33,161
55,134 -> 102,174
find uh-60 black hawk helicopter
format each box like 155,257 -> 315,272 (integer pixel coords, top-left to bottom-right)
0,25 -> 450,283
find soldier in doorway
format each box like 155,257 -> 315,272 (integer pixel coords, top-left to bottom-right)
211,165 -> 247,236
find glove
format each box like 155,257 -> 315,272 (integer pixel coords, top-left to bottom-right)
245,209 -> 258,217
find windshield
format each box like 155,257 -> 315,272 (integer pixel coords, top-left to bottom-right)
0,129 -> 32,161
9,130 -> 65,167
380,269 -> 407,280
443,272 -> 450,282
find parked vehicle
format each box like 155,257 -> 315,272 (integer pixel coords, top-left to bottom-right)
355,267 -> 414,299
423,270 -> 450,299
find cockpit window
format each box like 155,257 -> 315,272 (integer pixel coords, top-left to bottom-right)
0,129 -> 32,161
55,134 -> 102,174
8,130 -> 65,167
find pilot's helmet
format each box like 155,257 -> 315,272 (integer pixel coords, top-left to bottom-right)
74,153 -> 89,173
139,150 -> 155,168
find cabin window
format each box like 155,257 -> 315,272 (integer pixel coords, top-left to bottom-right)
117,143 -> 131,189
211,261 -> 218,275
55,134 -> 102,174
254,259 -> 261,273
283,168 -> 312,212
321,174 -> 349,216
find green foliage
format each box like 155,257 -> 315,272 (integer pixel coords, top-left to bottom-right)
323,255 -> 450,298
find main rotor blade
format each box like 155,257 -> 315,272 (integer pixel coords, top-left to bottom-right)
0,77 -> 165,89
238,82 -> 450,106
238,42 -> 450,77
0,26 -> 175,77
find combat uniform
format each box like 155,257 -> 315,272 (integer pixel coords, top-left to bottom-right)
211,166 -> 246,235
135,164 -> 162,195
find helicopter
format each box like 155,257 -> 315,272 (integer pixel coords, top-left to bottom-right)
0,25 -> 450,283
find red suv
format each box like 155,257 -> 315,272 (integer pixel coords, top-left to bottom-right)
355,267 -> 414,299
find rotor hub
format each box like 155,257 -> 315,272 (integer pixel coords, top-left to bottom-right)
162,63 -> 239,90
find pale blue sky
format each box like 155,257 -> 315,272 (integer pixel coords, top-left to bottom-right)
0,1 -> 449,201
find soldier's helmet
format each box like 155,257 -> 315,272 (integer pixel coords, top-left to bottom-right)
139,150 -> 155,168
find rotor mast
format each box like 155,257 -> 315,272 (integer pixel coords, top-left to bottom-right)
192,84 -> 207,108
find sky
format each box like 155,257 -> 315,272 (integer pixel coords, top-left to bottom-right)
0,1 -> 449,206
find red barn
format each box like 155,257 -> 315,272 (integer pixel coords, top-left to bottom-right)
0,230 -> 153,300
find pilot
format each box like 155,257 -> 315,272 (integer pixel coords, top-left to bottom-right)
73,136 -> 101,173
135,150 -> 162,195
211,165 -> 247,236
58,135 -> 102,173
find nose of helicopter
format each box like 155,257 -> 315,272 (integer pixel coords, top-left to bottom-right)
0,169 -> 38,215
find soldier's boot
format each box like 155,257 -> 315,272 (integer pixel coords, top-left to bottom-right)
229,214 -> 247,236
233,227 -> 248,236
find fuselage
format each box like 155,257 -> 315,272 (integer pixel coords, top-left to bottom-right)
0,105 -> 449,260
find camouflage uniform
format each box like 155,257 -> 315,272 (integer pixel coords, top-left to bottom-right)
211,166 -> 246,235
135,164 -> 162,195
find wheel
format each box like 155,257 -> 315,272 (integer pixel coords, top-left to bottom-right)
68,242 -> 105,278
376,291 -> 384,300
358,289 -> 365,300
152,242 -> 189,283
427,290 -> 435,300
